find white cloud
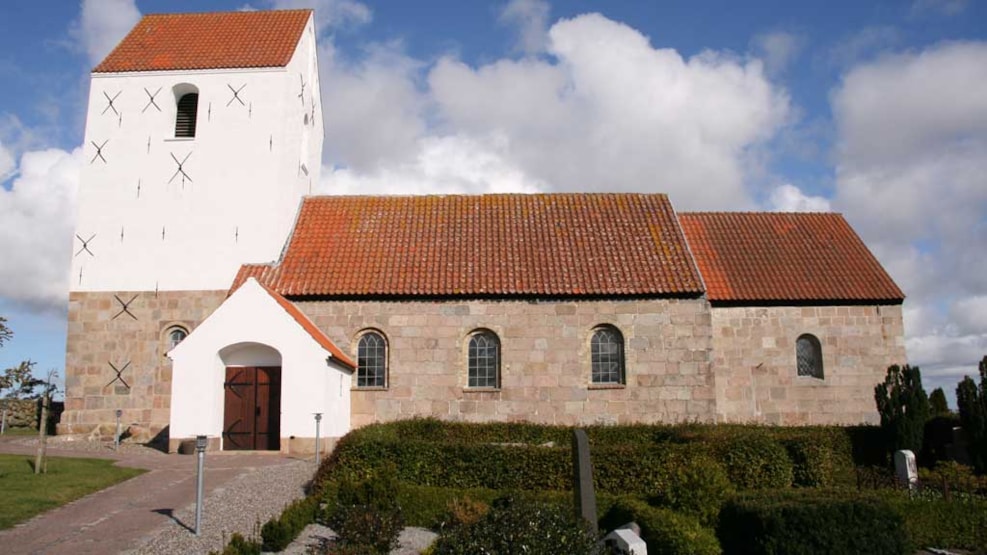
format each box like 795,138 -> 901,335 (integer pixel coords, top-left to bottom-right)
751,31 -> 804,74
0,147 -> 82,312
264,0 -> 371,34
70,0 -> 141,66
317,13 -> 791,211
769,184 -> 831,212
0,141 -> 14,182
831,40 -> 987,391
828,26 -> 901,68
498,0 -> 551,55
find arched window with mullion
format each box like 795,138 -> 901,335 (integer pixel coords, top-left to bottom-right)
591,325 -> 624,385
796,334 -> 824,379
357,331 -> 387,388
468,330 -> 500,388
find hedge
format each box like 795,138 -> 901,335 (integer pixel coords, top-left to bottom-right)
878,490 -> 987,551
601,497 -> 721,555
717,490 -> 908,555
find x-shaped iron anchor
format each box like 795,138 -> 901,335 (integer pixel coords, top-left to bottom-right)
90,140 -> 108,164
298,74 -> 306,105
169,152 -> 193,184
143,87 -> 162,113
107,361 -> 131,389
227,83 -> 246,107
102,91 -> 121,115
112,294 -> 139,321
75,234 -> 95,257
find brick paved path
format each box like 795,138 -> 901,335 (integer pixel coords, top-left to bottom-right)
0,437 -> 296,554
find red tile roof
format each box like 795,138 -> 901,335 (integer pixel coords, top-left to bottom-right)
678,212 -> 904,304
246,278 -> 355,369
234,194 -> 705,298
93,10 -> 311,73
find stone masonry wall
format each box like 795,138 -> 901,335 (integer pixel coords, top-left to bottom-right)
711,304 -> 906,425
296,298 -> 716,428
61,290 -> 226,442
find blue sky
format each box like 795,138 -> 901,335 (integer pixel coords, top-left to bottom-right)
1,0 -> 985,405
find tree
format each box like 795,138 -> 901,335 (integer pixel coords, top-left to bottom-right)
875,364 -> 930,458
0,316 -> 12,346
34,369 -> 58,474
929,387 -> 950,417
0,360 -> 41,399
956,356 -> 987,473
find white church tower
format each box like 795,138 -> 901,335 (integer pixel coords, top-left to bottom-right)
62,10 -> 323,443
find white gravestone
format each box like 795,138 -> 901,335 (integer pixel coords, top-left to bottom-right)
604,528 -> 647,555
894,449 -> 918,490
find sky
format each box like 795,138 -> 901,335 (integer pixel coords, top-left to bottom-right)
0,0 -> 985,406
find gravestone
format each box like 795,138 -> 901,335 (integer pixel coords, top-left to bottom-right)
894,449 -> 918,490
572,428 -> 598,533
604,528 -> 648,555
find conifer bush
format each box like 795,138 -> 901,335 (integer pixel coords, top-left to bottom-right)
875,364 -> 930,459
956,356 -> 987,473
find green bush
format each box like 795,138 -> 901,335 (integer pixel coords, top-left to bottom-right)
601,497 -> 720,555
717,490 -> 907,555
209,532 -> 261,555
718,433 -> 793,489
260,495 -> 318,552
878,489 -> 987,551
431,494 -> 603,555
956,356 -> 987,473
650,454 -> 733,525
875,364 -> 930,459
326,466 -> 405,554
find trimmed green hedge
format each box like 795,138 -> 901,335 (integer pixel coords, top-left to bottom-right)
717,490 -> 908,555
878,490 -> 987,551
602,498 -> 721,555
314,419 -> 882,496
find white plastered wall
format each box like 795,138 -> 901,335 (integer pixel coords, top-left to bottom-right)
168,279 -> 351,447
71,15 -> 323,293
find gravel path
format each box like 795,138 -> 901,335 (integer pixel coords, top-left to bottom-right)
132,458 -> 314,554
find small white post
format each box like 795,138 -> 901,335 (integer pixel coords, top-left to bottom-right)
194,435 -> 207,535
1,408 -> 7,435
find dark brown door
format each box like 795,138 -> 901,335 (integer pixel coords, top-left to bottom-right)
223,366 -> 281,450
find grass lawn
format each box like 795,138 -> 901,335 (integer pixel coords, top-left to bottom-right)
0,454 -> 146,529
1,427 -> 41,437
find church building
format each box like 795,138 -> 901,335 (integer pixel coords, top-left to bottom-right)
61,9 -> 906,453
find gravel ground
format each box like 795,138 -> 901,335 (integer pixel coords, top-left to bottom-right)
132,458 -> 313,554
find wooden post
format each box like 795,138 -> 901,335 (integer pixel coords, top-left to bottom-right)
35,392 -> 49,474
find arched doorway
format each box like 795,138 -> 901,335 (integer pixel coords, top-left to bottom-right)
219,343 -> 282,450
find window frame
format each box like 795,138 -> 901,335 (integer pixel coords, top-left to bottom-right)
466,329 -> 500,389
355,330 -> 388,389
163,324 -> 189,353
795,333 -> 824,380
590,325 -> 625,386
172,84 -> 200,139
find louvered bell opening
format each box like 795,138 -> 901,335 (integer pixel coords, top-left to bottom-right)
175,93 -> 199,138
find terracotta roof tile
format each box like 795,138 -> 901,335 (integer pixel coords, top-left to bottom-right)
93,10 -> 311,73
233,194 -> 705,298
678,212 -> 904,304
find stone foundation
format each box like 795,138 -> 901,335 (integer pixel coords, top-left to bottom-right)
166,435 -> 339,455
61,289 -> 227,442
711,304 -> 906,425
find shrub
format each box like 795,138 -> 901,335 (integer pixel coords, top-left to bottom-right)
718,433 -> 793,489
327,466 -> 404,554
209,532 -> 261,555
431,494 -> 602,555
601,497 -> 720,555
929,387 -> 950,417
783,436 -> 836,488
956,356 -> 987,473
260,495 -> 318,552
878,489 -> 987,551
650,454 -> 733,525
875,364 -> 930,458
921,415 -> 962,466
717,491 -> 907,555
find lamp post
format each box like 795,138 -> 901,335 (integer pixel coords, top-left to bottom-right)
314,413 -> 323,467
194,435 -> 207,536
114,409 -> 123,451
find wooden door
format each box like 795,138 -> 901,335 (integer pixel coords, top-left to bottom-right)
223,367 -> 281,450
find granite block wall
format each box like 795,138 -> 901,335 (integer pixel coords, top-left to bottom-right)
710,304 -> 906,425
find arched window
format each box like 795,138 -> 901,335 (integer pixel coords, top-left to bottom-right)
796,334 -> 824,379
591,325 -> 624,384
167,326 -> 188,350
175,92 -> 199,138
356,331 -> 387,388
467,330 -> 500,388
